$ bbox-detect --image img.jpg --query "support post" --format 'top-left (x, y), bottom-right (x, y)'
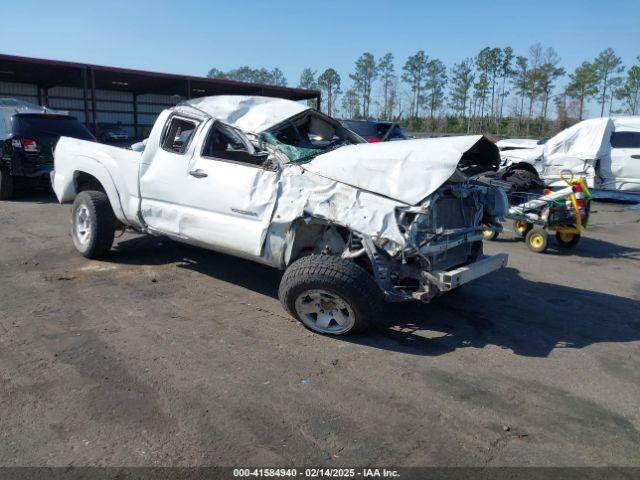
top-left (90, 67), bottom-right (98, 134)
top-left (82, 68), bottom-right (90, 128)
top-left (133, 93), bottom-right (139, 140)
top-left (186, 79), bottom-right (191, 99)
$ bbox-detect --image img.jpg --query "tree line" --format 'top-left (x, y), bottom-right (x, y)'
top-left (207, 46), bottom-right (640, 137)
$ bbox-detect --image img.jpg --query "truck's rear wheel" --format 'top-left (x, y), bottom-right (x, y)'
top-left (279, 255), bottom-right (382, 335)
top-left (0, 169), bottom-right (14, 200)
top-left (71, 191), bottom-right (116, 258)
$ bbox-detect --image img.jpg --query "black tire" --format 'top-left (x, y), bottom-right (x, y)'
top-left (513, 219), bottom-right (533, 239)
top-left (279, 255), bottom-right (382, 335)
top-left (0, 169), bottom-right (14, 200)
top-left (71, 191), bottom-right (116, 258)
top-left (525, 228), bottom-right (549, 253)
top-left (502, 165), bottom-right (544, 193)
top-left (555, 231), bottom-right (581, 249)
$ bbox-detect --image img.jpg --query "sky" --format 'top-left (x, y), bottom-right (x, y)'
top-left (2, 0), bottom-right (639, 117)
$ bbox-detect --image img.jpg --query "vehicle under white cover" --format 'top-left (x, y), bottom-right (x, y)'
top-left (498, 117), bottom-right (640, 192)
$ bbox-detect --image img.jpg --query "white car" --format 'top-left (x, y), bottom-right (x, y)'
top-left (499, 117), bottom-right (640, 192)
top-left (52, 95), bottom-right (508, 335)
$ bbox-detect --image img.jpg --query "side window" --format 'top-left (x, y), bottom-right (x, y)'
top-left (388, 126), bottom-right (406, 140)
top-left (202, 123), bottom-right (260, 165)
top-left (610, 131), bottom-right (640, 149)
top-left (161, 117), bottom-right (197, 154)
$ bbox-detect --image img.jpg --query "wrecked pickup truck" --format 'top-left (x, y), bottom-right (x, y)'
top-left (52, 95), bottom-right (508, 335)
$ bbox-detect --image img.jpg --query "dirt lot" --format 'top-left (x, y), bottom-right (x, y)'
top-left (1, 192), bottom-right (639, 467)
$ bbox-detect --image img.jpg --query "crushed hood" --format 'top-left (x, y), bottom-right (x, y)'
top-left (302, 135), bottom-right (500, 205)
top-left (185, 95), bottom-right (310, 133)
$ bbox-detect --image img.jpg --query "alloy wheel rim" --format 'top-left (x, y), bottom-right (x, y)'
top-left (74, 206), bottom-right (92, 246)
top-left (294, 289), bottom-right (355, 334)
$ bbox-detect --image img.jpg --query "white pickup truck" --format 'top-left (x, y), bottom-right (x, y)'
top-left (52, 95), bottom-right (508, 335)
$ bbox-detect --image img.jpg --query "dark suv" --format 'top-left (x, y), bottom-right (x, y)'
top-left (0, 109), bottom-right (95, 199)
top-left (340, 119), bottom-right (407, 142)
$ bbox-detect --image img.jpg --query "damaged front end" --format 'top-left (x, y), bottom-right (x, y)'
top-left (261, 129), bottom-right (510, 303)
top-left (351, 181), bottom-right (508, 302)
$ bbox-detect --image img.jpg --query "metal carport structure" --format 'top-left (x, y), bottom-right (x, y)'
top-left (0, 53), bottom-right (321, 140)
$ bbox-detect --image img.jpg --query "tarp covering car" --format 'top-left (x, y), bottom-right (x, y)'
top-left (542, 118), bottom-right (613, 161)
top-left (499, 116), bottom-right (640, 191)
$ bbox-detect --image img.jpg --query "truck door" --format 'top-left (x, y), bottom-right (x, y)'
top-left (602, 130), bottom-right (640, 191)
top-left (140, 116), bottom-right (279, 258)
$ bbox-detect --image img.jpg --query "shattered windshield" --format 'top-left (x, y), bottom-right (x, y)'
top-left (262, 111), bottom-right (363, 164)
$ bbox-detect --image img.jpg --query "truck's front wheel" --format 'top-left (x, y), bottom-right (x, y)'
top-left (279, 255), bottom-right (382, 335)
top-left (0, 169), bottom-right (14, 200)
top-left (71, 191), bottom-right (116, 258)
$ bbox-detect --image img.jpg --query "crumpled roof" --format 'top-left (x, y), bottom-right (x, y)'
top-left (184, 95), bottom-right (310, 133)
top-left (304, 135), bottom-right (499, 205)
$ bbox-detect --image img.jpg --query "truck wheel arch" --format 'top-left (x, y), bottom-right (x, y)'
top-left (70, 168), bottom-right (127, 224)
top-left (74, 171), bottom-right (106, 193)
top-left (283, 218), bottom-right (373, 274)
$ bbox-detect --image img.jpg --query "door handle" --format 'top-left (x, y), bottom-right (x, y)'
top-left (631, 154), bottom-right (640, 159)
top-left (189, 169), bottom-right (208, 178)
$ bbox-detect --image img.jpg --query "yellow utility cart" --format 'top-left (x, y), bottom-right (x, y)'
top-left (483, 175), bottom-right (592, 254)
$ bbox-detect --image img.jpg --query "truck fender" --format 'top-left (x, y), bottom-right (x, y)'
top-left (70, 161), bottom-right (128, 224)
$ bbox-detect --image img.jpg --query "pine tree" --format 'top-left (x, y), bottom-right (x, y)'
top-left (450, 59), bottom-right (475, 119)
top-left (593, 48), bottom-right (624, 117)
top-left (567, 62), bottom-right (599, 120)
top-left (378, 53), bottom-right (395, 119)
top-left (317, 68), bottom-right (341, 116)
top-left (424, 59), bottom-right (447, 121)
top-left (350, 53), bottom-right (378, 118)
top-left (402, 50), bottom-right (429, 119)
top-left (615, 58), bottom-right (640, 115)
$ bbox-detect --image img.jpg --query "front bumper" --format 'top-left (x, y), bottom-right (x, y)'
top-left (411, 253), bottom-right (508, 300)
top-left (434, 253), bottom-right (508, 291)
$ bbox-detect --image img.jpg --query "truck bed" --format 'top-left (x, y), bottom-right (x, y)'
top-left (52, 137), bottom-right (143, 227)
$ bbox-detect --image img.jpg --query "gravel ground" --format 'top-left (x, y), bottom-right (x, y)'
top-left (1, 191), bottom-right (639, 467)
